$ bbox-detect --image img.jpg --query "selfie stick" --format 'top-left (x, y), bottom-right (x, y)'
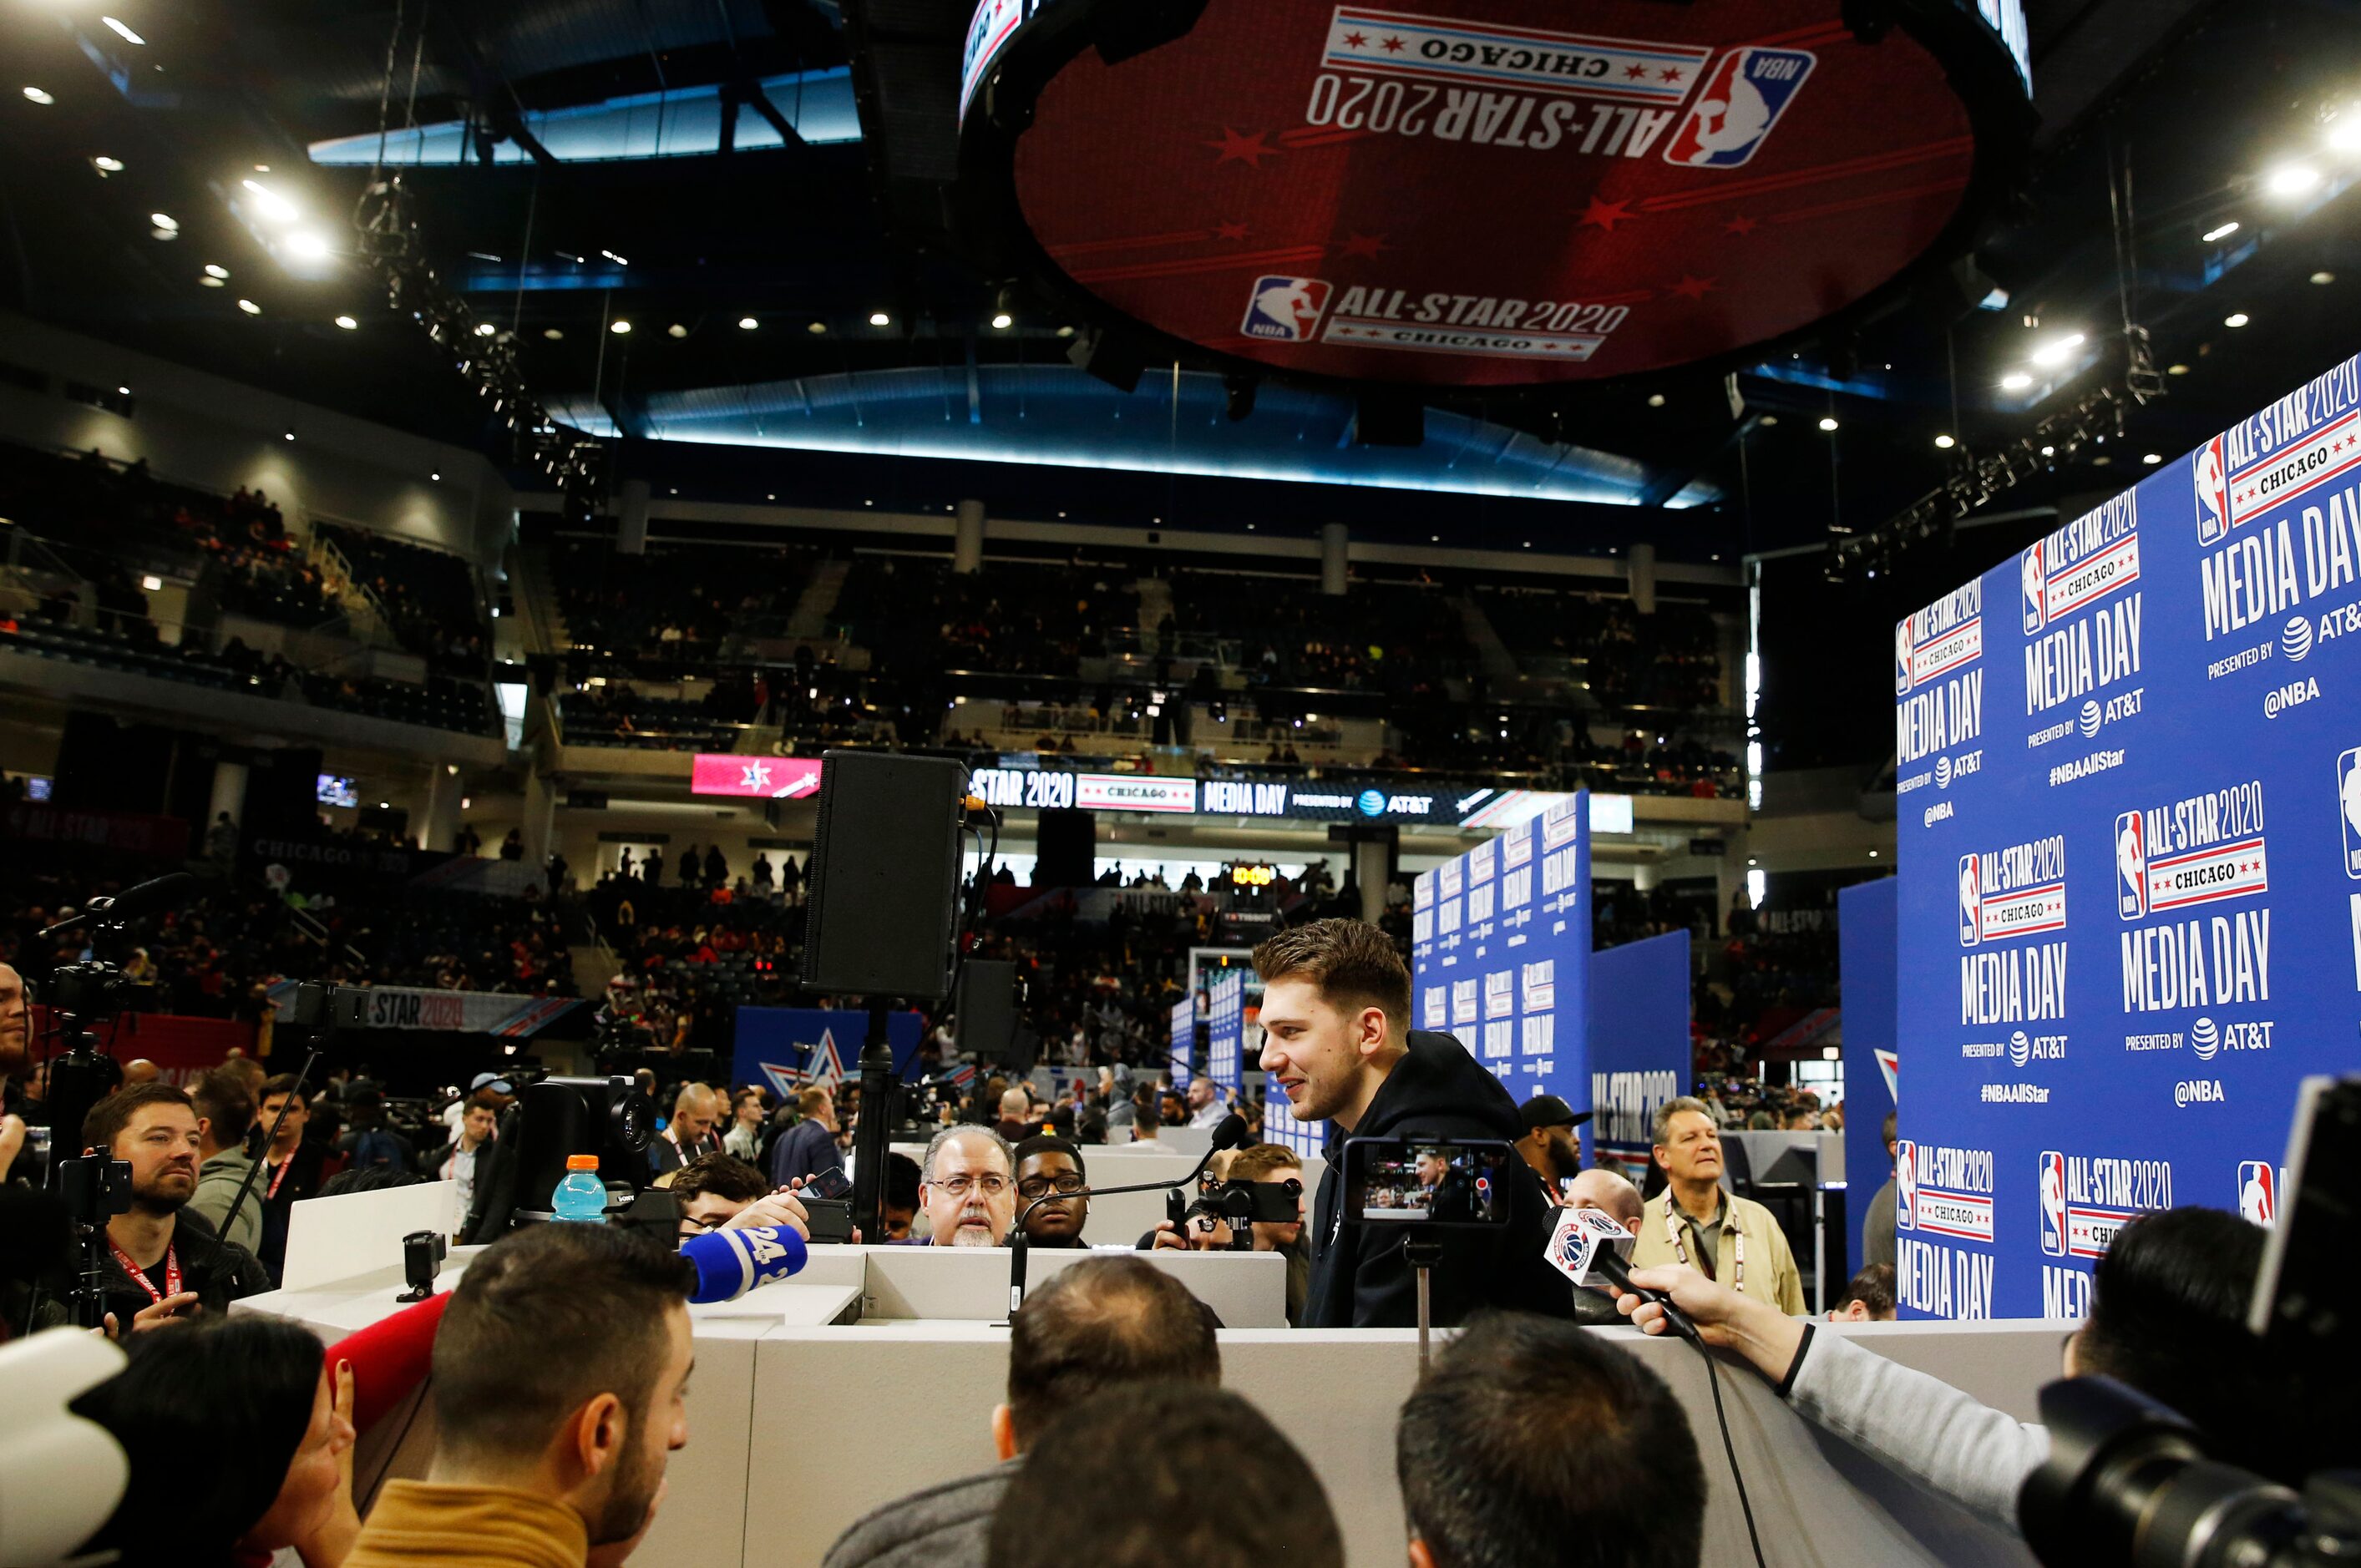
top-left (1406, 1235), bottom-right (1446, 1373)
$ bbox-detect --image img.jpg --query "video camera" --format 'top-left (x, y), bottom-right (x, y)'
top-left (2019, 1075), bottom-right (2360, 1566)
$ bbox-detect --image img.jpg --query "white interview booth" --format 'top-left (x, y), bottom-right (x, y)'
top-left (242, 1186), bottom-right (2049, 1568)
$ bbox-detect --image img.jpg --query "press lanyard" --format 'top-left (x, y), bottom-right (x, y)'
top-left (1662, 1200), bottom-right (1745, 1295)
top-left (109, 1237), bottom-right (181, 1304)
top-left (265, 1156), bottom-right (292, 1201)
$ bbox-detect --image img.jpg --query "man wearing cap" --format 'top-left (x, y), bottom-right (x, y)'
top-left (1515, 1095), bottom-right (1584, 1203)
top-left (444, 1072), bottom-right (514, 1137)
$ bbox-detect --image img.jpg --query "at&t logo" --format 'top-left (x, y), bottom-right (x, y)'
top-left (2009, 1030), bottom-right (2030, 1067)
top-left (2190, 1016), bottom-right (2219, 1060)
top-left (2079, 699), bottom-right (2102, 739)
top-left (2282, 615), bottom-right (2314, 662)
top-left (1356, 788), bottom-right (1387, 817)
top-left (1936, 754), bottom-right (1953, 787)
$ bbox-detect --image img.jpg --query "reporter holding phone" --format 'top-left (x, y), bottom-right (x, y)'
top-left (1254, 920), bottom-right (1571, 1329)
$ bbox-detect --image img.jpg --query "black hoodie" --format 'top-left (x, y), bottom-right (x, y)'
top-left (1303, 1029), bottom-right (1574, 1329)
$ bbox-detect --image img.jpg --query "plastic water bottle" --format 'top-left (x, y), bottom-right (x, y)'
top-left (552, 1154), bottom-right (607, 1222)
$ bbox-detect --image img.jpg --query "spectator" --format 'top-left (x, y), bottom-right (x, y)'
top-left (499, 828), bottom-right (524, 862)
top-left (185, 1066), bottom-right (263, 1255)
top-left (1183, 1076), bottom-right (1227, 1129)
top-left (880, 1151), bottom-right (922, 1242)
top-left (644, 847), bottom-right (664, 888)
top-left (920, 1125), bottom-right (1015, 1247)
top-left (342, 1223), bottom-right (696, 1567)
top-left (68, 1313), bottom-right (359, 1565)
top-left (825, 1255), bottom-right (1223, 1568)
top-left (986, 1383), bottom-right (1343, 1568)
top-left (1255, 919), bottom-right (1567, 1328)
top-left (669, 1152), bottom-right (815, 1245)
top-left (1830, 1262), bottom-right (1897, 1322)
top-left (1010, 1136), bottom-right (1089, 1247)
top-left (649, 1083), bottom-right (724, 1178)
top-left (1611, 1207), bottom-right (2313, 1530)
top-left (430, 1092), bottom-right (501, 1236)
top-left (1563, 1167), bottom-right (1646, 1324)
top-left (703, 843), bottom-right (726, 888)
top-left (80, 1083), bottom-right (271, 1334)
top-left (337, 1088), bottom-right (418, 1173)
top-left (255, 1073), bottom-right (327, 1280)
top-left (768, 1086), bottom-right (844, 1188)
top-left (1629, 1096), bottom-right (1804, 1315)
top-left (1126, 1083), bottom-right (1168, 1148)
top-left (1396, 1310), bottom-right (1704, 1568)
top-left (1514, 1093), bottom-right (1583, 1201)
top-left (1862, 1111), bottom-right (1898, 1272)
top-left (1146, 1141), bottom-right (1312, 1324)
top-left (723, 1088), bottom-right (768, 1161)
top-left (992, 1088), bottom-right (1032, 1145)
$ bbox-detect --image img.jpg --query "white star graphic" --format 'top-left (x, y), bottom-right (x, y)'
top-left (741, 761), bottom-right (773, 793)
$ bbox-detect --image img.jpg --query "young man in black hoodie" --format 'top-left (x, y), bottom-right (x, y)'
top-left (1255, 918), bottom-right (1572, 1328)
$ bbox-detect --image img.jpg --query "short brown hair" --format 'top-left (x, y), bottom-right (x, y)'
top-left (1251, 918), bottom-right (1411, 1027)
top-left (256, 1073), bottom-right (306, 1106)
top-left (1005, 1256), bottom-right (1218, 1449)
top-left (793, 1086), bottom-right (832, 1119)
top-left (83, 1082), bottom-right (194, 1156)
top-left (1837, 1263), bottom-right (1897, 1317)
top-left (190, 1069), bottom-right (256, 1146)
top-left (670, 1152), bottom-right (768, 1206)
top-left (1225, 1143), bottom-right (1304, 1185)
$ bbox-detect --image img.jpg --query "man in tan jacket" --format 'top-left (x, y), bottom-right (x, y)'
top-left (1629, 1095), bottom-right (1806, 1316)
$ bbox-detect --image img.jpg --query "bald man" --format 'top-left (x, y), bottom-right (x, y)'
top-left (650, 1083), bottom-right (725, 1178)
top-left (1563, 1168), bottom-right (1644, 1324)
top-left (121, 1059), bottom-right (160, 1087)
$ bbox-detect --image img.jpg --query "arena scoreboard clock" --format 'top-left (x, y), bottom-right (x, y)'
top-left (956, 0), bottom-right (2032, 392)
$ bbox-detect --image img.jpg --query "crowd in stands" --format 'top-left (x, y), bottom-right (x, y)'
top-left (1477, 589), bottom-right (1727, 709)
top-left (316, 523), bottom-right (489, 672)
top-left (838, 556), bottom-right (1138, 680)
top-left (550, 538), bottom-right (820, 675)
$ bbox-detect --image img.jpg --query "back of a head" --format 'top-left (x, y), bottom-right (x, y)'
top-left (987, 1383), bottom-right (1343, 1568)
top-left (672, 1152), bottom-right (769, 1206)
top-left (433, 1222), bottom-right (695, 1464)
top-left (1006, 1255), bottom-right (1218, 1449)
top-left (2079, 1208), bottom-right (2304, 1476)
top-left (793, 1086), bottom-right (831, 1120)
top-left (191, 1067), bottom-right (256, 1147)
top-left (70, 1313), bottom-right (323, 1563)
top-left (1398, 1312), bottom-right (1703, 1568)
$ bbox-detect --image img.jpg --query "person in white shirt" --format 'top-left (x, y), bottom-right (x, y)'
top-left (722, 1087), bottom-right (767, 1162)
top-left (1184, 1076), bottom-right (1229, 1130)
top-left (436, 1095), bottom-right (499, 1234)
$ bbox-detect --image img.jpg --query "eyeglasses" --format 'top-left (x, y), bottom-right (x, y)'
top-left (930, 1172), bottom-right (1011, 1199)
top-left (1016, 1173), bottom-right (1087, 1200)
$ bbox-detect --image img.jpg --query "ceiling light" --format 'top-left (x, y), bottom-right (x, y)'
top-left (431, 472), bottom-right (441, 482)
top-left (236, 298), bottom-right (261, 315)
top-left (102, 17), bottom-right (144, 43)
top-left (991, 312), bottom-right (1013, 329)
top-left (806, 321), bottom-right (826, 334)
top-left (333, 313), bottom-right (357, 330)
top-left (1757, 414), bottom-right (1777, 427)
top-left (282, 429), bottom-right (295, 442)
top-left (2265, 164), bottom-right (2321, 198)
top-left (1817, 416), bottom-right (1838, 432)
top-left (666, 323), bottom-right (687, 337)
top-left (200, 276), bottom-right (223, 287)
top-left (285, 230), bottom-right (331, 261)
top-left (2224, 311), bottom-right (2250, 328)
top-left (601, 249), bottom-right (628, 266)
top-left (2329, 116), bottom-right (2361, 154)
top-left (1999, 372), bottom-right (2032, 391)
top-left (239, 180), bottom-right (298, 224)
top-left (1646, 392), bottom-right (1665, 407)
top-left (22, 87), bottom-right (53, 106)
top-left (2040, 445), bottom-right (2055, 457)
top-left (118, 385), bottom-right (128, 395)
top-left (738, 316), bottom-right (758, 330)
top-left (140, 574), bottom-right (162, 591)
top-left (2142, 453), bottom-right (2162, 464)
top-left (474, 321), bottom-right (495, 336)
top-left (611, 319), bottom-right (631, 334)
top-left (1933, 434), bottom-right (1955, 449)
top-left (2313, 271), bottom-right (2336, 285)
top-left (869, 311), bottom-right (891, 326)
top-left (203, 263), bottom-right (227, 278)
top-left (149, 211), bottom-right (178, 232)
top-left (2028, 331), bottom-right (2085, 368)
top-left (2201, 220), bottom-right (2240, 242)
top-left (92, 155), bottom-right (124, 173)
top-left (2167, 363), bottom-right (2189, 375)
top-left (1056, 325), bottom-right (1076, 338)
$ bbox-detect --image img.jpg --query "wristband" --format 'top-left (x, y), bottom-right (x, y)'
top-left (1773, 1322), bottom-right (1814, 1399)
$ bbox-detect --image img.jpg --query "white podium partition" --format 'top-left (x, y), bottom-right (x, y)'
top-left (280, 1182), bottom-right (464, 1291)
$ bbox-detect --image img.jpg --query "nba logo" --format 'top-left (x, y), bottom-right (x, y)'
top-left (1895, 620), bottom-right (1915, 695)
top-left (2338, 746), bottom-right (2361, 879)
top-left (1240, 276), bottom-right (1332, 341)
top-left (2237, 1161), bottom-right (2277, 1227)
top-left (1662, 48), bottom-right (1816, 169)
top-left (2194, 437), bottom-right (2230, 545)
top-left (1958, 855), bottom-right (1981, 947)
top-left (2020, 543), bottom-right (2046, 633)
top-left (2039, 1151), bottom-right (2068, 1257)
top-left (1895, 1141), bottom-right (1918, 1231)
top-left (2115, 812), bottom-right (2147, 919)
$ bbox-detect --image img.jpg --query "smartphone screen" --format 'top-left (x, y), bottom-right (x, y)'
top-left (1340, 1137), bottom-right (1517, 1227)
top-left (804, 1166), bottom-right (854, 1201)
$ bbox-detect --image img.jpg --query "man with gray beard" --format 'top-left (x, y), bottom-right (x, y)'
top-left (920, 1125), bottom-right (1016, 1247)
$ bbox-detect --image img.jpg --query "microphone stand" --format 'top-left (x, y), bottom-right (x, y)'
top-left (1006, 1118), bottom-right (1244, 1316)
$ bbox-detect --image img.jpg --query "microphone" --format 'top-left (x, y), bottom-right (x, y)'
top-left (1547, 1206), bottom-right (1702, 1346)
top-left (39, 873), bottom-right (200, 938)
top-left (679, 1224), bottom-right (809, 1304)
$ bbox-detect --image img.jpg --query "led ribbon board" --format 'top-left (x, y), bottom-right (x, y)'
top-left (958, 0), bottom-right (2030, 390)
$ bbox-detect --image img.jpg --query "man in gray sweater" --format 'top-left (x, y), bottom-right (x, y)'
top-left (822, 1255), bottom-right (1220, 1568)
top-left (1609, 1207), bottom-right (2294, 1531)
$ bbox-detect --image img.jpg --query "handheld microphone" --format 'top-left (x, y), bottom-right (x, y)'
top-left (1546, 1206), bottom-right (1702, 1346)
top-left (679, 1224), bottom-right (809, 1304)
top-left (39, 873), bottom-right (201, 938)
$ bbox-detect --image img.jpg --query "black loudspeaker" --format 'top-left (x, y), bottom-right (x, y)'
top-left (955, 959), bottom-right (1022, 1069)
top-left (802, 751), bottom-right (965, 998)
top-left (1035, 808), bottom-right (1096, 889)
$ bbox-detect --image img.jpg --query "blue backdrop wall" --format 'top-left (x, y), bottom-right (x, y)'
top-left (731, 1007), bottom-right (924, 1100)
top-left (1892, 350), bottom-right (2359, 1318)
top-left (1587, 930), bottom-right (1692, 1185)
top-left (1838, 876), bottom-right (1898, 1281)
